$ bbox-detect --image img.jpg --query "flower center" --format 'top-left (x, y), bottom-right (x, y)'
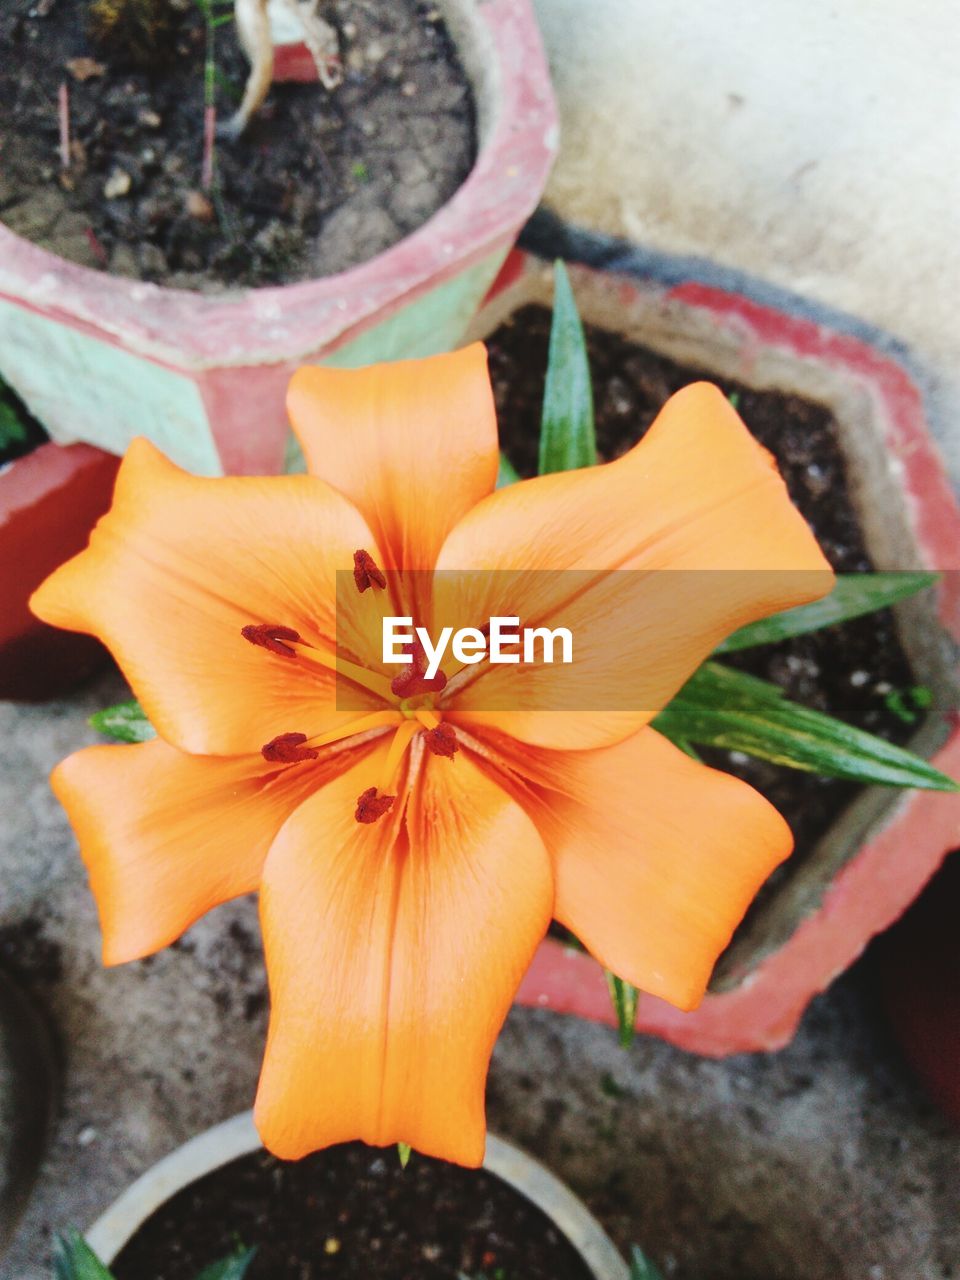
top-left (244, 549), bottom-right (459, 825)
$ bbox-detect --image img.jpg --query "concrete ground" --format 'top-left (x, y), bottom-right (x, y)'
top-left (532, 0), bottom-right (960, 492)
top-left (1, 670), bottom-right (957, 1280)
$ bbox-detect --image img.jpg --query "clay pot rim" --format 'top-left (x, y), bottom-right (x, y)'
top-left (0, 0), bottom-right (558, 368)
top-left (85, 1111), bottom-right (629, 1280)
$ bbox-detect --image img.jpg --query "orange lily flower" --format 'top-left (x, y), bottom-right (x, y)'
top-left (31, 345), bottom-right (832, 1167)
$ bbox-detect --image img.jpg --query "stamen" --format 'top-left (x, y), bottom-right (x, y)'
top-left (306, 710), bottom-right (402, 749)
top-left (353, 549), bottom-right (386, 593)
top-left (381, 718), bottom-right (420, 782)
top-left (261, 732), bottom-right (320, 764)
top-left (354, 719), bottom-right (420, 825)
top-left (290, 641), bottom-right (395, 703)
top-left (413, 707), bottom-right (440, 730)
top-left (423, 722), bottom-right (458, 758)
top-left (355, 787), bottom-right (395, 824)
top-left (390, 636), bottom-right (448, 697)
top-left (242, 623), bottom-right (301, 658)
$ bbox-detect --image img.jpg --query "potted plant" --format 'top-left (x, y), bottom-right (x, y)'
top-left (56, 1113), bottom-right (628, 1279)
top-left (26, 259), bottom-right (956, 1194)
top-left (468, 251), bottom-right (960, 1054)
top-left (0, 374), bottom-right (119, 700)
top-left (0, 0), bottom-right (557, 476)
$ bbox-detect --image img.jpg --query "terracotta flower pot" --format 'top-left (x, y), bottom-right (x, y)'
top-left (0, 440), bottom-right (120, 701)
top-left (874, 848), bottom-right (960, 1124)
top-left (0, 0), bottom-right (557, 479)
top-left (85, 1113), bottom-right (628, 1280)
top-left (472, 251), bottom-right (960, 1056)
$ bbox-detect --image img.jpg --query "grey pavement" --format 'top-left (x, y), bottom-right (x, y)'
top-left (1, 672), bottom-right (957, 1279)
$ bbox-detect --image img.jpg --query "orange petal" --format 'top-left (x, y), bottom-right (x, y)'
top-left (31, 438), bottom-right (387, 755)
top-left (286, 345), bottom-right (499, 574)
top-left (436, 383), bottom-right (833, 749)
top-left (490, 726), bottom-right (792, 1012)
top-left (254, 743), bottom-right (552, 1165)
top-left (51, 736), bottom-right (358, 965)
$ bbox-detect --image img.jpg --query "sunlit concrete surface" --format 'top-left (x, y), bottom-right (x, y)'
top-left (533, 0), bottom-right (960, 488)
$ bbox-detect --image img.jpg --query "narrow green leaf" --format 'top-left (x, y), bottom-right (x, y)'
top-left (213, 66), bottom-right (242, 101)
top-left (604, 970), bottom-right (639, 1048)
top-left (496, 452), bottom-right (521, 488)
top-left (53, 1231), bottom-right (115, 1280)
top-left (195, 1247), bottom-right (257, 1280)
top-left (883, 685), bottom-right (933, 724)
top-left (538, 261), bottom-right (596, 475)
top-left (397, 1141), bottom-right (412, 1169)
top-left (717, 572), bottom-right (938, 653)
top-left (0, 397), bottom-right (28, 450)
top-left (629, 1244), bottom-right (665, 1280)
top-left (89, 699), bottom-right (156, 744)
top-left (654, 662), bottom-right (959, 791)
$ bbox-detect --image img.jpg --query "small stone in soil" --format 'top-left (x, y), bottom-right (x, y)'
top-left (184, 190), bottom-right (214, 222)
top-left (103, 167), bottom-right (131, 199)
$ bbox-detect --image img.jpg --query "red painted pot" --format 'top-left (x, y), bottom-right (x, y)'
top-left (0, 442), bottom-right (120, 701)
top-left (470, 253), bottom-right (960, 1055)
top-left (0, 0), bottom-right (557, 479)
top-left (874, 849), bottom-right (960, 1123)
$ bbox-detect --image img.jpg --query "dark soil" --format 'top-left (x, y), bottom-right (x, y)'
top-left (110, 1142), bottom-right (595, 1280)
top-left (0, 0), bottom-right (475, 290)
top-left (488, 305), bottom-right (920, 900)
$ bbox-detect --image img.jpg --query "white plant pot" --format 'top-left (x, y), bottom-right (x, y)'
top-left (86, 1112), bottom-right (629, 1280)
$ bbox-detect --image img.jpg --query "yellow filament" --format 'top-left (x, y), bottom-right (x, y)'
top-left (292, 640), bottom-right (395, 702)
top-left (379, 719), bottom-right (420, 790)
top-left (305, 710), bottom-right (402, 749)
top-left (414, 707), bottom-right (441, 731)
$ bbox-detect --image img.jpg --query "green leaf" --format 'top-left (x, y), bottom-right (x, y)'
top-left (213, 66), bottom-right (242, 101)
top-left (496, 452), bottom-right (521, 488)
top-left (53, 1231), bottom-right (115, 1280)
top-left (89, 699), bottom-right (156, 744)
top-left (538, 261), bottom-right (596, 475)
top-left (654, 662), bottom-right (959, 791)
top-left (0, 396), bottom-right (28, 451)
top-left (397, 1141), bottom-right (412, 1169)
top-left (604, 970), bottom-right (639, 1048)
top-left (717, 572), bottom-right (938, 653)
top-left (629, 1244), bottom-right (665, 1280)
top-left (884, 685), bottom-right (933, 725)
top-left (195, 1247), bottom-right (257, 1280)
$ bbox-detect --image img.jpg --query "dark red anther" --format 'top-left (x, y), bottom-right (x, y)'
top-left (423, 723), bottom-right (458, 758)
top-left (355, 786), bottom-right (395, 824)
top-left (353, 549), bottom-right (386, 593)
top-left (261, 732), bottom-right (320, 764)
top-left (242, 623), bottom-right (301, 658)
top-left (389, 636), bottom-right (448, 697)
